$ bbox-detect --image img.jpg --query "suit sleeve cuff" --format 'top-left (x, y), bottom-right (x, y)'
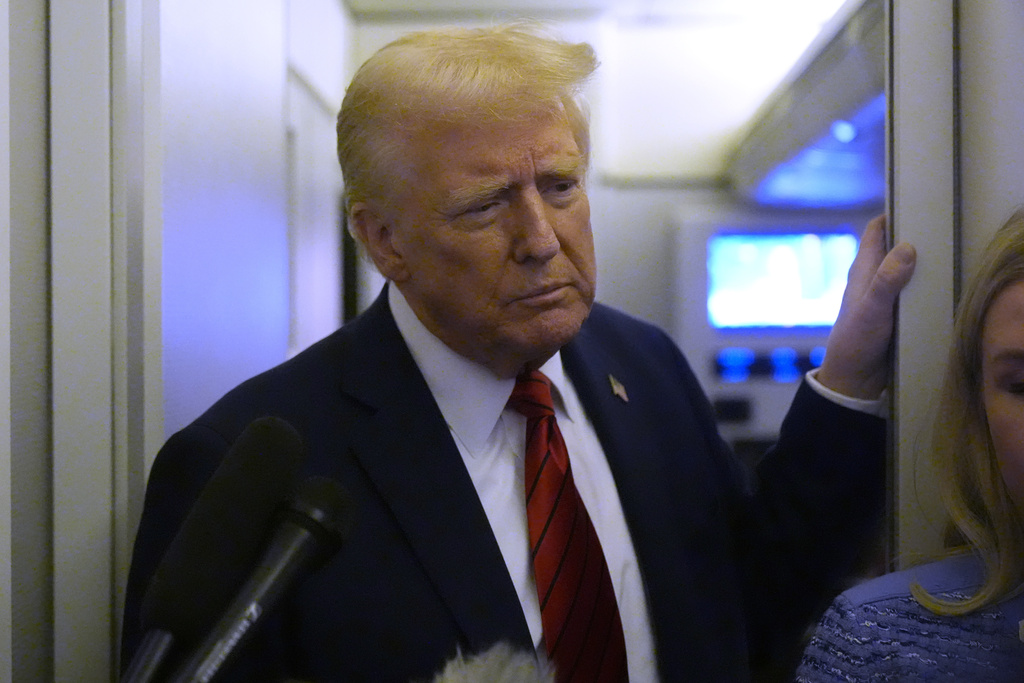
top-left (805, 368), bottom-right (888, 418)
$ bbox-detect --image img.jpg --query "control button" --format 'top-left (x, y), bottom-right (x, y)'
top-left (770, 347), bottom-right (801, 383)
top-left (715, 347), bottom-right (755, 383)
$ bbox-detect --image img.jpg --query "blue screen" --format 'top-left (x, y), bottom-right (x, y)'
top-left (707, 232), bottom-right (857, 329)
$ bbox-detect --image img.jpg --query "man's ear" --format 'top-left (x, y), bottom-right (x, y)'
top-left (348, 202), bottom-right (410, 282)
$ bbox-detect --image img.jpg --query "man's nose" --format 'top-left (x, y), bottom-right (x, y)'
top-left (511, 189), bottom-right (559, 263)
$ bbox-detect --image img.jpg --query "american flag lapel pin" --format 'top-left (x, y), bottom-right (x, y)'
top-left (609, 374), bottom-right (628, 403)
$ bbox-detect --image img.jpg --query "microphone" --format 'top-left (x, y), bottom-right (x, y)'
top-left (166, 475), bottom-right (356, 683)
top-left (122, 416), bottom-right (305, 683)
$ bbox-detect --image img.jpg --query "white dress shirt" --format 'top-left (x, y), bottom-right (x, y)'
top-left (389, 286), bottom-right (659, 681)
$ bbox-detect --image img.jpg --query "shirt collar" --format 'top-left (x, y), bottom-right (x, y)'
top-left (389, 285), bottom-right (572, 455)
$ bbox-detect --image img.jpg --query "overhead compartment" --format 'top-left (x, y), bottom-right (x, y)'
top-left (728, 0), bottom-right (885, 208)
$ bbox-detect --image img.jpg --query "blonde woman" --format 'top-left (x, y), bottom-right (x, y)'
top-left (797, 210), bottom-right (1024, 681)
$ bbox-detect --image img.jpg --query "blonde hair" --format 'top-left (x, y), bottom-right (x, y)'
top-left (336, 24), bottom-right (598, 209)
top-left (913, 208), bottom-right (1024, 615)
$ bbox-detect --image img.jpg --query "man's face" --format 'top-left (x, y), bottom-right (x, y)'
top-left (357, 112), bottom-right (597, 378)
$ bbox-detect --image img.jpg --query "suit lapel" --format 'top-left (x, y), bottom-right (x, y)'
top-left (562, 332), bottom-right (679, 531)
top-left (339, 291), bottom-right (534, 653)
top-left (561, 313), bottom-right (713, 533)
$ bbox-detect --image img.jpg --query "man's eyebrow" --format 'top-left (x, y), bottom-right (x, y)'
top-left (443, 179), bottom-right (512, 213)
top-left (539, 156), bottom-right (586, 179)
top-left (444, 157), bottom-right (586, 211)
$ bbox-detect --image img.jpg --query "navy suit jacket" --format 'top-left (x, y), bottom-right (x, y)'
top-left (122, 290), bottom-right (886, 682)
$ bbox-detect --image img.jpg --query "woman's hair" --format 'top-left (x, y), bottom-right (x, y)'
top-left (336, 23), bottom-right (598, 209)
top-left (914, 208), bottom-right (1024, 615)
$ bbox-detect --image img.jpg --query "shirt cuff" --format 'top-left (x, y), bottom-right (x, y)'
top-left (805, 368), bottom-right (888, 418)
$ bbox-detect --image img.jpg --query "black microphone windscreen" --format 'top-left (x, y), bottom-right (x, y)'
top-left (140, 416), bottom-right (304, 644)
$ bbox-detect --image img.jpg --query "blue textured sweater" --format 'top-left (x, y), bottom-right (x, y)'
top-left (795, 554), bottom-right (1024, 682)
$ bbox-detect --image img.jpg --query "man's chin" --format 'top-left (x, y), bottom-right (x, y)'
top-left (514, 310), bottom-right (589, 356)
top-left (477, 304), bottom-right (593, 376)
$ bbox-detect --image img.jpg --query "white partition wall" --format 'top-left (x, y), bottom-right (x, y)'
top-left (50, 1), bottom-right (116, 676)
top-left (286, 0), bottom-right (352, 356)
top-left (7, 1), bottom-right (52, 677)
top-left (1, 0), bottom-right (12, 676)
top-left (110, 0), bottom-right (167, 668)
top-left (160, 0), bottom-right (291, 437)
top-left (888, 0), bottom-right (958, 567)
top-left (958, 4), bottom-right (1024, 273)
top-left (49, 0), bottom-right (165, 677)
top-left (889, 0), bottom-right (1024, 567)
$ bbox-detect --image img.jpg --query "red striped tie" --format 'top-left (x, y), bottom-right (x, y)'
top-left (508, 370), bottom-right (628, 683)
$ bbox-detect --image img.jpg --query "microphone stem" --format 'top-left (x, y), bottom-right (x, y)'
top-left (166, 523), bottom-right (321, 683)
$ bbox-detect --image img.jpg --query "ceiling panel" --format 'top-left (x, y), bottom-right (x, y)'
top-left (345, 0), bottom-right (847, 21)
top-left (341, 0), bottom-right (857, 182)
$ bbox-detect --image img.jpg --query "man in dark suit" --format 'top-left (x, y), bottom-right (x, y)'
top-left (121, 24), bottom-right (916, 682)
